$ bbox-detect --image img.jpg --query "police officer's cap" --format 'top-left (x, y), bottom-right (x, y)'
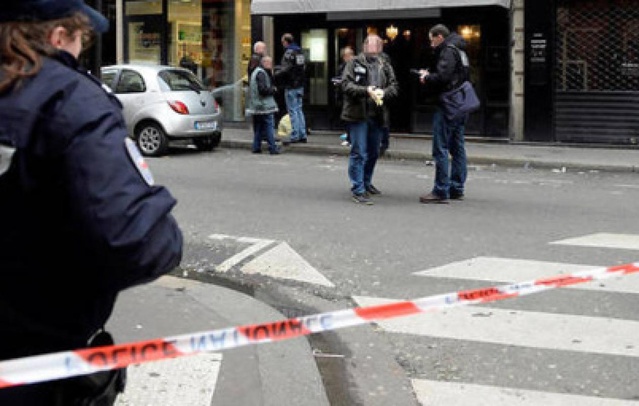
top-left (0, 0), bottom-right (109, 33)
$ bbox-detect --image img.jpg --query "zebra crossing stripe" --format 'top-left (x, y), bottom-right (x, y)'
top-left (352, 297), bottom-right (639, 357)
top-left (0, 262), bottom-right (638, 389)
top-left (413, 257), bottom-right (639, 294)
top-left (411, 379), bottom-right (639, 405)
top-left (551, 233), bottom-right (639, 250)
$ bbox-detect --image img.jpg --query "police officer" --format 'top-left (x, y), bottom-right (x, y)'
top-left (0, 1), bottom-right (183, 404)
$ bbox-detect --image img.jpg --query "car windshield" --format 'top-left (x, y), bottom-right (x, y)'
top-left (157, 69), bottom-right (206, 92)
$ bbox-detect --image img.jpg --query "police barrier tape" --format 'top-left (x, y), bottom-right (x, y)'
top-left (1, 262), bottom-right (638, 389)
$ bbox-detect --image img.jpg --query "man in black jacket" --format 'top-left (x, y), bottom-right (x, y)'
top-left (341, 35), bottom-right (399, 205)
top-left (275, 33), bottom-right (308, 143)
top-left (417, 24), bottom-right (470, 204)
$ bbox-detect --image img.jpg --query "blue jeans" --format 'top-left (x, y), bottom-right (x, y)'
top-left (348, 119), bottom-right (382, 195)
top-left (252, 114), bottom-right (278, 153)
top-left (285, 87), bottom-right (307, 141)
top-left (431, 109), bottom-right (467, 198)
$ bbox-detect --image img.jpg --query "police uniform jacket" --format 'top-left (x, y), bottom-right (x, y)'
top-left (340, 53), bottom-right (399, 128)
top-left (275, 43), bottom-right (306, 89)
top-left (0, 51), bottom-right (183, 359)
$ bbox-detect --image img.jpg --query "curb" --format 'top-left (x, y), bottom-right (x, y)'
top-left (220, 139), bottom-right (638, 173)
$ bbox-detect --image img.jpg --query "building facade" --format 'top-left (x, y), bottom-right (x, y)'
top-left (251, 1), bottom-right (513, 138)
top-left (91, 0), bottom-right (639, 144)
top-left (526, 0), bottom-right (639, 144)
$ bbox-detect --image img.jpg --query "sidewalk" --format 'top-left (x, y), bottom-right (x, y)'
top-left (221, 126), bottom-right (639, 173)
top-left (109, 276), bottom-right (330, 406)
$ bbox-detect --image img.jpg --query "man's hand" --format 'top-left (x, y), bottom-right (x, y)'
top-left (368, 86), bottom-right (384, 106)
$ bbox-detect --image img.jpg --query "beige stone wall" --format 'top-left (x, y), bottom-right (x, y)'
top-left (510, 0), bottom-right (525, 141)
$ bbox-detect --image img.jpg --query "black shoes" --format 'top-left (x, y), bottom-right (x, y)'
top-left (450, 193), bottom-right (465, 200)
top-left (419, 192), bottom-right (449, 204)
top-left (269, 149), bottom-right (281, 155)
top-left (366, 184), bottom-right (381, 195)
top-left (352, 193), bottom-right (374, 205)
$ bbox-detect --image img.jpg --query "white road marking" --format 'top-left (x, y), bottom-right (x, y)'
top-left (208, 234), bottom-right (334, 286)
top-left (551, 233), bottom-right (639, 250)
top-left (413, 257), bottom-right (639, 294)
top-left (208, 234), bottom-right (276, 272)
top-left (242, 242), bottom-right (335, 287)
top-left (412, 379), bottom-right (639, 405)
top-left (115, 353), bottom-right (222, 406)
top-left (352, 296), bottom-right (639, 357)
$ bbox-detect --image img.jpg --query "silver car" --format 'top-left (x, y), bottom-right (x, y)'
top-left (100, 64), bottom-right (222, 157)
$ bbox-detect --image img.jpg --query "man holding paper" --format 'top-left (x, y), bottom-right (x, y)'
top-left (340, 34), bottom-right (398, 205)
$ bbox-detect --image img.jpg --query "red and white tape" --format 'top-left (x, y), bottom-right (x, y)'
top-left (1, 262), bottom-right (638, 389)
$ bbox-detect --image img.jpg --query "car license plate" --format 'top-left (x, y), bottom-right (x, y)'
top-left (195, 121), bottom-right (217, 130)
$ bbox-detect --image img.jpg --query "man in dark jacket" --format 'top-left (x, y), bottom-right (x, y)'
top-left (341, 34), bottom-right (399, 205)
top-left (275, 33), bottom-right (308, 143)
top-left (333, 45), bottom-right (355, 145)
top-left (417, 24), bottom-right (470, 204)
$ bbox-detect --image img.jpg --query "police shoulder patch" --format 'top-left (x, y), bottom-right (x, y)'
top-left (125, 138), bottom-right (154, 186)
top-left (0, 144), bottom-right (16, 177)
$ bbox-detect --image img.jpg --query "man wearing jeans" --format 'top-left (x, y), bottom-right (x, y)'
top-left (341, 34), bottom-right (398, 205)
top-left (275, 33), bottom-right (307, 143)
top-left (417, 24), bottom-right (470, 204)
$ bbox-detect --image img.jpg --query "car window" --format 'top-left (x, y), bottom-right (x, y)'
top-left (157, 69), bottom-right (206, 92)
top-left (114, 70), bottom-right (146, 94)
top-left (100, 69), bottom-right (118, 89)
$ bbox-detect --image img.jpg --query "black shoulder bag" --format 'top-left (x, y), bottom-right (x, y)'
top-left (439, 45), bottom-right (481, 121)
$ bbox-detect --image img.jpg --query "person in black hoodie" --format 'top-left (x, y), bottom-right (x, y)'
top-left (275, 33), bottom-right (308, 143)
top-left (0, 1), bottom-right (183, 404)
top-left (417, 24), bottom-right (470, 204)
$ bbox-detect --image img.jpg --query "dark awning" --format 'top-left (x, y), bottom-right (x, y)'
top-left (251, 0), bottom-right (511, 16)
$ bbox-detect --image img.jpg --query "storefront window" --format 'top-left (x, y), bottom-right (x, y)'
top-left (457, 25), bottom-right (481, 85)
top-left (125, 0), bottom-right (163, 64)
top-left (202, 0), bottom-right (251, 121)
top-left (302, 29), bottom-right (328, 105)
top-left (168, 1), bottom-right (203, 75)
top-left (123, 0), bottom-right (251, 122)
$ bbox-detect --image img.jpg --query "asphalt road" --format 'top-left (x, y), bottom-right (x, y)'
top-left (144, 147), bottom-right (639, 404)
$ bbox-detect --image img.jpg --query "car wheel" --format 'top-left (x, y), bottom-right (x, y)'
top-left (194, 136), bottom-right (215, 152)
top-left (136, 122), bottom-right (168, 157)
